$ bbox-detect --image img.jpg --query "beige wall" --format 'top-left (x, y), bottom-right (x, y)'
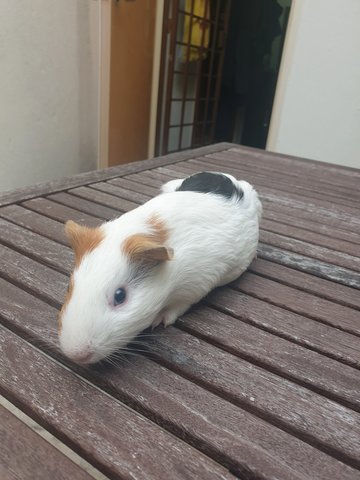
top-left (0, 0), bottom-right (99, 192)
top-left (268, 0), bottom-right (360, 168)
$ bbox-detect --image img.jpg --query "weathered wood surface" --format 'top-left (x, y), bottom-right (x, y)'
top-left (1, 143), bottom-right (360, 480)
top-left (0, 406), bottom-right (93, 480)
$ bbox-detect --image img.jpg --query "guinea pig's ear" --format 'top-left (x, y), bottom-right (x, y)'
top-left (123, 234), bottom-right (174, 263)
top-left (65, 220), bottom-right (104, 266)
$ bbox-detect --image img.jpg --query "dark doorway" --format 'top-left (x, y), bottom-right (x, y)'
top-left (215, 0), bottom-right (291, 149)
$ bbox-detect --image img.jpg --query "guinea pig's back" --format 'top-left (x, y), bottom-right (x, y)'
top-left (140, 179), bottom-right (261, 293)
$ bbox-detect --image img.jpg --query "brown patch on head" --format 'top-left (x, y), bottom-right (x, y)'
top-left (65, 220), bottom-right (104, 267)
top-left (58, 274), bottom-right (74, 332)
top-left (122, 214), bottom-right (173, 263)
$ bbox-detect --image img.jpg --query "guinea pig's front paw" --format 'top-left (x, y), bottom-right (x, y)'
top-left (152, 308), bottom-right (177, 330)
top-left (162, 310), bottom-right (179, 328)
top-left (151, 316), bottom-right (163, 331)
top-left (159, 303), bottom-right (190, 328)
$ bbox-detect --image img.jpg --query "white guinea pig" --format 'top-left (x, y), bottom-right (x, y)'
top-left (58, 172), bottom-right (262, 364)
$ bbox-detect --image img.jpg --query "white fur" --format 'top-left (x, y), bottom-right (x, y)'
top-left (59, 176), bottom-right (262, 364)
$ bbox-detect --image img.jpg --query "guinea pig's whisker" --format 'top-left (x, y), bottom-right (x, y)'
top-left (106, 353), bottom-right (133, 368)
top-left (106, 356), bottom-right (125, 368)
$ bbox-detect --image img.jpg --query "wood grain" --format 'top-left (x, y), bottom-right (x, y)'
top-left (0, 406), bottom-right (93, 480)
top-left (150, 328), bottom-right (360, 468)
top-left (232, 272), bottom-right (360, 334)
top-left (47, 192), bottom-right (120, 221)
top-left (207, 288), bottom-right (360, 368)
top-left (0, 326), bottom-right (236, 480)
top-left (1, 143), bottom-right (360, 480)
top-left (250, 258), bottom-right (360, 310)
top-left (1, 279), bottom-right (359, 480)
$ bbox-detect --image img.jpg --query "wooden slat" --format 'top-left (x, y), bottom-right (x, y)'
top-left (1, 279), bottom-right (360, 480)
top-left (0, 326), bottom-right (236, 480)
top-left (207, 288), bottom-right (360, 369)
top-left (0, 204), bottom-right (67, 245)
top-left (89, 181), bottom-right (150, 204)
top-left (68, 186), bottom-right (138, 212)
top-left (178, 306), bottom-right (360, 411)
top-left (0, 218), bottom-right (72, 274)
top-left (150, 329), bottom-right (360, 468)
top-left (107, 177), bottom-right (159, 196)
top-left (22, 198), bottom-right (102, 227)
top-left (0, 244), bottom-right (67, 307)
top-left (250, 258), bottom-right (360, 310)
top-left (260, 230), bottom-right (360, 272)
top-left (0, 278), bottom-right (63, 341)
top-left (260, 205), bottom-right (360, 245)
top-left (258, 243), bottom-right (360, 289)
top-left (260, 218), bottom-right (360, 256)
top-left (1, 406), bottom-right (93, 480)
top-left (47, 192), bottom-right (120, 220)
top-left (232, 272), bottom-right (360, 335)
top-left (0, 142), bottom-right (234, 207)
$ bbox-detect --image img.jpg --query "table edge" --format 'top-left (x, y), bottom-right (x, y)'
top-left (2, 142), bottom-right (359, 207)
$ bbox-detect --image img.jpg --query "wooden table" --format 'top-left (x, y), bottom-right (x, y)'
top-left (1, 143), bottom-right (360, 480)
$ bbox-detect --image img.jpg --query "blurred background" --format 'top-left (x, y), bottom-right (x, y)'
top-left (0, 0), bottom-right (359, 192)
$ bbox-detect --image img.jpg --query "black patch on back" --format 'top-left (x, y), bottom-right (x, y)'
top-left (176, 172), bottom-right (243, 200)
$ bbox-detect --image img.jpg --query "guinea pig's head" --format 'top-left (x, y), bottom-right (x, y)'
top-left (58, 217), bottom-right (173, 365)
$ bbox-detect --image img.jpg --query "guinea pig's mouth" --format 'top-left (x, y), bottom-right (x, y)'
top-left (62, 347), bottom-right (102, 365)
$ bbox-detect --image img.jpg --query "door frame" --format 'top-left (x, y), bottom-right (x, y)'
top-left (98, 0), bottom-right (111, 169)
top-left (98, 0), bottom-right (164, 168)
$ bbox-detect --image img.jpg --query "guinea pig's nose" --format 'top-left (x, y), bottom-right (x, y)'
top-left (69, 349), bottom-right (94, 364)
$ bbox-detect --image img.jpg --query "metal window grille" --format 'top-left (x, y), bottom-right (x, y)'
top-left (156, 0), bottom-right (231, 156)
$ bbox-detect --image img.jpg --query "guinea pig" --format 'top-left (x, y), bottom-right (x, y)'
top-left (58, 171), bottom-right (262, 364)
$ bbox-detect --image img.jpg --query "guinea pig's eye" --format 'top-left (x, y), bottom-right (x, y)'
top-left (114, 287), bottom-right (127, 306)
